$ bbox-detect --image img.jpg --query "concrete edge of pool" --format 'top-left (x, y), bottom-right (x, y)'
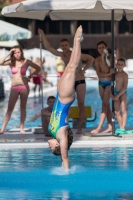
top-left (0, 127), bottom-right (133, 148)
top-left (0, 140), bottom-right (133, 149)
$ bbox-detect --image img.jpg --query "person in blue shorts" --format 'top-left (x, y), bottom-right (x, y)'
top-left (91, 41), bottom-right (115, 134)
top-left (48, 26), bottom-right (83, 171)
top-left (110, 57), bottom-right (128, 134)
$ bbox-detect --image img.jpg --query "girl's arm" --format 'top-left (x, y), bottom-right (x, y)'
top-left (0, 49), bottom-right (15, 66)
top-left (28, 60), bottom-right (41, 77)
top-left (59, 135), bottom-right (69, 172)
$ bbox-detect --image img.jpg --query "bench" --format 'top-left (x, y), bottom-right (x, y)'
top-left (68, 106), bottom-right (97, 128)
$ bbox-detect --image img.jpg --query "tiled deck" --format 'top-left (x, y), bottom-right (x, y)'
top-left (0, 127), bottom-right (133, 149)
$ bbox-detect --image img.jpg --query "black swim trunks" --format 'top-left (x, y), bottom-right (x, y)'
top-left (74, 79), bottom-right (86, 90)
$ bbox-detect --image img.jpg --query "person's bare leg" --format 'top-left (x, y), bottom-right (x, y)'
top-left (114, 99), bottom-right (122, 128)
top-left (120, 94), bottom-right (127, 129)
top-left (58, 26), bottom-right (82, 102)
top-left (68, 30), bottom-right (83, 67)
top-left (102, 104), bottom-right (112, 133)
top-left (101, 86), bottom-right (112, 133)
top-left (91, 86), bottom-right (111, 134)
top-left (33, 85), bottom-right (37, 97)
top-left (39, 84), bottom-right (42, 97)
top-left (0, 90), bottom-right (19, 134)
top-left (75, 83), bottom-right (86, 134)
top-left (20, 88), bottom-right (29, 133)
top-left (91, 86), bottom-right (104, 134)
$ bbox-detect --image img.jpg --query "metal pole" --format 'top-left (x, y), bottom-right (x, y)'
top-left (111, 9), bottom-right (115, 135)
top-left (39, 33), bottom-right (44, 109)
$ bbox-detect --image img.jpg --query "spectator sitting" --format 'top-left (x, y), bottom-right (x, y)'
top-left (29, 96), bottom-right (55, 136)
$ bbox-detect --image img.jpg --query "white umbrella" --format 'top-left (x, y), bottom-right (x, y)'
top-left (0, 20), bottom-right (32, 41)
top-left (1, 0), bottom-right (133, 21)
top-left (2, 0), bottom-right (133, 134)
top-left (0, 40), bottom-right (19, 47)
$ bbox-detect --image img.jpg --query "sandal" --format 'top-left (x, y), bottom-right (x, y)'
top-left (115, 129), bottom-right (127, 134)
top-left (126, 130), bottom-right (133, 134)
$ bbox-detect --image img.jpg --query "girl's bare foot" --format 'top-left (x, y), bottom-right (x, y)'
top-left (91, 127), bottom-right (101, 134)
top-left (75, 25), bottom-right (83, 42)
top-left (20, 128), bottom-right (26, 134)
top-left (0, 130), bottom-right (4, 134)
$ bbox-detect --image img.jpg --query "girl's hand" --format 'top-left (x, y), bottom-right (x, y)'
top-left (27, 75), bottom-right (32, 82)
top-left (9, 48), bottom-right (16, 55)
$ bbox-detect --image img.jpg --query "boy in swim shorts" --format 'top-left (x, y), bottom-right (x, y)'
top-left (91, 41), bottom-right (115, 134)
top-left (110, 57), bottom-right (128, 134)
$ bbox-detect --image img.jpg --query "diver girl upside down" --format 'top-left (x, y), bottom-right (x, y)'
top-left (48, 25), bottom-right (83, 171)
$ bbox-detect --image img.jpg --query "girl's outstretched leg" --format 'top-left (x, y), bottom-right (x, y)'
top-left (68, 25), bottom-right (83, 66)
top-left (58, 26), bottom-right (83, 101)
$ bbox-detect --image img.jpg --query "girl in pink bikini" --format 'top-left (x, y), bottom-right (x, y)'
top-left (0, 45), bottom-right (40, 134)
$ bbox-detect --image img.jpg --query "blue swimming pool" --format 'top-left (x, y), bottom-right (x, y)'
top-left (0, 78), bottom-right (133, 130)
top-left (0, 147), bottom-right (133, 199)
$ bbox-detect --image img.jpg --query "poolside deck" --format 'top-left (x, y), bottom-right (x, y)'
top-left (1, 127), bottom-right (133, 148)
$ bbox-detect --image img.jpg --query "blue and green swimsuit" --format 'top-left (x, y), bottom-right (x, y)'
top-left (48, 93), bottom-right (74, 138)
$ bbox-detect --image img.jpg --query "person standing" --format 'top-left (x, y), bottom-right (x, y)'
top-left (0, 45), bottom-right (40, 134)
top-left (110, 57), bottom-right (128, 134)
top-left (91, 41), bottom-right (115, 134)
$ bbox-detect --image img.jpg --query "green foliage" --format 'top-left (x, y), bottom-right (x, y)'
top-left (0, 0), bottom-right (12, 11)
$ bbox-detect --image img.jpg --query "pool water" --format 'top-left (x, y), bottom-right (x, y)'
top-left (0, 147), bottom-right (133, 199)
top-left (0, 78), bottom-right (133, 130)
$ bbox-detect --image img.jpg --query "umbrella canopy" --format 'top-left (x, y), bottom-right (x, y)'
top-left (0, 20), bottom-right (32, 41)
top-left (2, 0), bottom-right (133, 21)
top-left (0, 40), bottom-right (19, 47)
